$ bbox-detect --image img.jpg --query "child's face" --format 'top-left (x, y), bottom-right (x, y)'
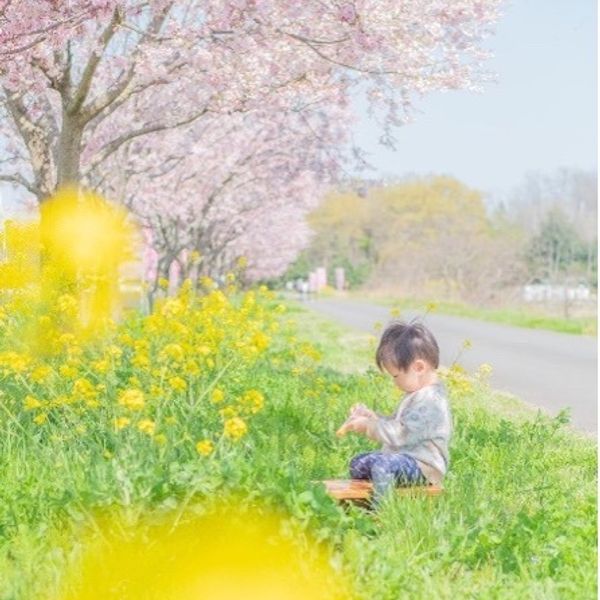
top-left (383, 360), bottom-right (429, 393)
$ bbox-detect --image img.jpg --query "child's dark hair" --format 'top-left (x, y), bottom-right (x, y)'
top-left (375, 320), bottom-right (439, 371)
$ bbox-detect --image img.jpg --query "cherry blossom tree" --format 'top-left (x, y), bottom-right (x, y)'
top-left (101, 105), bottom-right (342, 290)
top-left (0, 0), bottom-right (501, 201)
top-left (0, 1), bottom-right (501, 287)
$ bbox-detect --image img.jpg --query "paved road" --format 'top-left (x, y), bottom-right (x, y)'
top-left (302, 297), bottom-right (598, 434)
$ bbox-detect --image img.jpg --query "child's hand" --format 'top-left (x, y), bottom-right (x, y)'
top-left (350, 403), bottom-right (377, 419)
top-left (336, 416), bottom-right (371, 437)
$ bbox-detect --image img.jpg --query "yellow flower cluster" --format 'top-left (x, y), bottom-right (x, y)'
top-left (441, 364), bottom-right (475, 397)
top-left (1, 198), bottom-right (279, 454)
top-left (239, 390), bottom-right (264, 415)
top-left (223, 417), bottom-right (247, 441)
top-left (118, 389), bottom-right (145, 411)
top-left (1, 269), bottom-right (277, 454)
top-left (196, 439), bottom-right (214, 456)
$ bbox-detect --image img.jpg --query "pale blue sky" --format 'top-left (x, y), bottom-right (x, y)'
top-left (351, 0), bottom-right (597, 198)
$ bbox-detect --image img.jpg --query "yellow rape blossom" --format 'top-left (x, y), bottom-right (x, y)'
top-left (196, 439), bottom-right (214, 456)
top-left (73, 378), bottom-right (96, 398)
top-left (57, 294), bottom-right (78, 316)
top-left (118, 389), bottom-right (145, 411)
top-left (0, 351), bottom-right (30, 374)
top-left (137, 419), bottom-right (155, 435)
top-left (131, 352), bottom-right (149, 368)
top-left (223, 417), bottom-right (247, 441)
top-left (159, 343), bottom-right (184, 362)
top-left (24, 395), bottom-right (42, 411)
top-left (250, 331), bottom-right (270, 352)
top-left (169, 376), bottom-right (187, 392)
top-left (219, 406), bottom-right (237, 419)
top-left (199, 276), bottom-right (214, 290)
top-left (210, 388), bottom-right (224, 404)
top-left (183, 360), bottom-right (200, 376)
top-left (30, 365), bottom-right (52, 383)
top-left (33, 413), bottom-right (48, 425)
top-left (59, 364), bottom-right (78, 379)
top-left (161, 298), bottom-right (184, 318)
top-left (91, 359), bottom-right (110, 374)
top-left (114, 416), bottom-right (130, 430)
top-left (240, 390), bottom-right (264, 414)
top-left (105, 344), bottom-right (123, 359)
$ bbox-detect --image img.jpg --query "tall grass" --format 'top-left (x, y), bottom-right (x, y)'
top-left (0, 296), bottom-right (596, 599)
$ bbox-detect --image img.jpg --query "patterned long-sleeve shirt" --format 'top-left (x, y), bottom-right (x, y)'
top-left (365, 381), bottom-right (453, 485)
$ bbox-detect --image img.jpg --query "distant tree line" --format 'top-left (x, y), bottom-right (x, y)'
top-left (285, 169), bottom-right (597, 305)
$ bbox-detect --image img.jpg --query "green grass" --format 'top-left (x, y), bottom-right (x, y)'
top-left (350, 293), bottom-right (598, 336)
top-left (0, 298), bottom-right (596, 599)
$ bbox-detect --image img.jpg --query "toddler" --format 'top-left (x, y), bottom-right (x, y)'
top-left (337, 321), bottom-right (452, 501)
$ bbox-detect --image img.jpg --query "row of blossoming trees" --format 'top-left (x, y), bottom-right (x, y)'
top-left (0, 0), bottom-right (501, 290)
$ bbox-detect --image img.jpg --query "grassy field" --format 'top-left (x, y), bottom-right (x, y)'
top-left (0, 287), bottom-right (596, 599)
top-left (348, 292), bottom-right (598, 336)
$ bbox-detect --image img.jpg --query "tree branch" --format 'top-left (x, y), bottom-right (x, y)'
top-left (85, 105), bottom-right (210, 174)
top-left (0, 173), bottom-right (39, 196)
top-left (68, 7), bottom-right (122, 116)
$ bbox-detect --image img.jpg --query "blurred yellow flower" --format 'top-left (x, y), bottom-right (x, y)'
top-left (59, 364), bottom-right (78, 379)
top-left (200, 276), bottom-right (215, 290)
top-left (250, 331), bottom-right (270, 352)
top-left (105, 344), bottom-right (123, 359)
top-left (160, 343), bottom-right (184, 362)
top-left (137, 419), bottom-right (155, 435)
top-left (23, 395), bottom-right (42, 411)
top-left (73, 378), bottom-right (96, 399)
top-left (114, 417), bottom-right (130, 430)
top-left (477, 363), bottom-right (493, 379)
top-left (183, 360), bottom-right (201, 376)
top-left (161, 298), bottom-right (184, 318)
top-left (33, 413), bottom-right (47, 425)
top-left (169, 376), bottom-right (187, 392)
top-left (224, 417), bottom-right (247, 441)
top-left (219, 406), bottom-right (237, 419)
top-left (91, 359), bottom-right (110, 374)
top-left (57, 294), bottom-right (78, 316)
top-left (425, 302), bottom-right (438, 313)
top-left (58, 506), bottom-right (349, 599)
top-left (118, 389), bottom-right (145, 411)
top-left (30, 365), bottom-right (52, 383)
top-left (240, 390), bottom-right (264, 414)
top-left (196, 439), bottom-right (214, 456)
top-left (210, 388), bottom-right (225, 404)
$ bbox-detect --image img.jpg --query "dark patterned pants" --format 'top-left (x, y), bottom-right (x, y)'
top-left (349, 452), bottom-right (427, 500)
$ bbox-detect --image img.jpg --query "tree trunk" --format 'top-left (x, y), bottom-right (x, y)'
top-left (56, 113), bottom-right (83, 190)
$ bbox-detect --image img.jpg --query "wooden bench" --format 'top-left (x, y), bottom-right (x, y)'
top-left (321, 479), bottom-right (444, 506)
